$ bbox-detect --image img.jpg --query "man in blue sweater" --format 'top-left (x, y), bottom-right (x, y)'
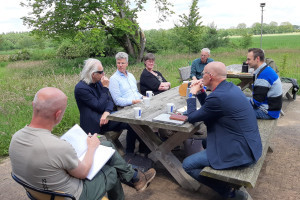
top-left (247, 48), bottom-right (282, 119)
top-left (184, 61), bottom-right (262, 200)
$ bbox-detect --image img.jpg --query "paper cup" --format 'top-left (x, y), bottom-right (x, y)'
top-left (166, 103), bottom-right (176, 114)
top-left (133, 107), bottom-right (142, 118)
top-left (146, 91), bottom-right (154, 99)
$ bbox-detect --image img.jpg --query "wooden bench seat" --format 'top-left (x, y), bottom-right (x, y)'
top-left (200, 119), bottom-right (277, 196)
top-left (178, 66), bottom-right (191, 81)
top-left (281, 82), bottom-right (294, 100)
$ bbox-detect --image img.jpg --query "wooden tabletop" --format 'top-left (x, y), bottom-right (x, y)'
top-left (107, 86), bottom-right (201, 132)
top-left (227, 73), bottom-right (253, 79)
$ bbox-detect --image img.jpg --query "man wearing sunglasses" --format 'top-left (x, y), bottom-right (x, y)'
top-left (74, 58), bottom-right (149, 155)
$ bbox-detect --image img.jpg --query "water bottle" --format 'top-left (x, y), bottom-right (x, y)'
top-left (242, 62), bottom-right (249, 73)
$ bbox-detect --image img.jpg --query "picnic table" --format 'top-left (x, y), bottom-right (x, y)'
top-left (226, 64), bottom-right (254, 91)
top-left (107, 86), bottom-right (202, 191)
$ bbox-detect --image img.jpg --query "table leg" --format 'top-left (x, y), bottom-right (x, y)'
top-left (130, 124), bottom-right (201, 191)
top-left (237, 79), bottom-right (252, 91)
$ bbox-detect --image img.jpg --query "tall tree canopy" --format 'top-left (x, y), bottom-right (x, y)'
top-left (174, 0), bottom-right (203, 53)
top-left (21, 0), bottom-right (173, 61)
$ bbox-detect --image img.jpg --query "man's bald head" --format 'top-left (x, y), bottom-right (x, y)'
top-left (32, 87), bottom-right (67, 119)
top-left (205, 61), bottom-right (227, 79)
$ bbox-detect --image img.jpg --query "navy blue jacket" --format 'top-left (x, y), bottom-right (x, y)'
top-left (187, 81), bottom-right (262, 169)
top-left (74, 80), bottom-right (114, 134)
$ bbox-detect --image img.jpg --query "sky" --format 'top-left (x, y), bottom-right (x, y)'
top-left (1, 0), bottom-right (299, 34)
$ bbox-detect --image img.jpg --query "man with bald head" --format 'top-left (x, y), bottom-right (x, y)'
top-left (10, 87), bottom-right (156, 200)
top-left (183, 62), bottom-right (262, 200)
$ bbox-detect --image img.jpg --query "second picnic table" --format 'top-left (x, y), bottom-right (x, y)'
top-left (226, 64), bottom-right (254, 91)
top-left (107, 86), bottom-right (201, 191)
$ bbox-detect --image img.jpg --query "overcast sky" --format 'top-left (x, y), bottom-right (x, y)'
top-left (1, 0), bottom-right (299, 34)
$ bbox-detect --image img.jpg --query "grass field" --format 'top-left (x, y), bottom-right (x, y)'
top-left (0, 34), bottom-right (299, 157)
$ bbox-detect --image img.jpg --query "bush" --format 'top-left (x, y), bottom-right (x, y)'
top-left (56, 39), bottom-right (89, 59)
top-left (9, 49), bottom-right (31, 61)
top-left (239, 33), bottom-right (253, 48)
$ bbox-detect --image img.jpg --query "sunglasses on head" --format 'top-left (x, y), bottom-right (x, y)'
top-left (94, 71), bottom-right (104, 74)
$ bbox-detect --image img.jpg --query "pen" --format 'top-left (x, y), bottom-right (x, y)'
top-left (97, 135), bottom-right (101, 138)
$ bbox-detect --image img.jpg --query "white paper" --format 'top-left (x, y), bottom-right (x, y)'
top-left (61, 124), bottom-right (115, 180)
top-left (152, 113), bottom-right (185, 125)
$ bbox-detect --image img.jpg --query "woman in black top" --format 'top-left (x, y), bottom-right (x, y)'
top-left (140, 53), bottom-right (171, 96)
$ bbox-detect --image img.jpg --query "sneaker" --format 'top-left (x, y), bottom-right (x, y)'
top-left (133, 168), bottom-right (156, 192)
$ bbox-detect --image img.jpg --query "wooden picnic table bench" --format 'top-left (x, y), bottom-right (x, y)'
top-left (281, 82), bottom-right (295, 100)
top-left (200, 119), bottom-right (277, 199)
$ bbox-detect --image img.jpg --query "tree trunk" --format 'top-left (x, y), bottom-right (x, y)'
top-left (137, 29), bottom-right (146, 62)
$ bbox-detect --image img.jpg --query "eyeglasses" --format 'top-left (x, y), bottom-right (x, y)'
top-left (201, 71), bottom-right (211, 76)
top-left (94, 71), bottom-right (104, 74)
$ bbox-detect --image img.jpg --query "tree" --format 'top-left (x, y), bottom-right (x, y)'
top-left (201, 23), bottom-right (229, 49)
top-left (251, 22), bottom-right (261, 35)
top-left (279, 22), bottom-right (294, 33)
top-left (174, 0), bottom-right (203, 53)
top-left (268, 21), bottom-right (278, 34)
top-left (237, 23), bottom-right (247, 30)
top-left (21, 0), bottom-right (173, 62)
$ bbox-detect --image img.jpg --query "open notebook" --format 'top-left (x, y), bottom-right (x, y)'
top-left (61, 124), bottom-right (115, 180)
top-left (152, 113), bottom-right (186, 125)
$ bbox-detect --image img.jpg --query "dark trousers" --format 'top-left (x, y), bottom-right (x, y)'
top-left (100, 121), bottom-right (150, 154)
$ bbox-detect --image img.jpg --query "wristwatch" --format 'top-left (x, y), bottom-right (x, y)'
top-left (188, 93), bottom-right (195, 98)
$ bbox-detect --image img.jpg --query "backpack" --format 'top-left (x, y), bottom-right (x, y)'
top-left (265, 58), bottom-right (279, 73)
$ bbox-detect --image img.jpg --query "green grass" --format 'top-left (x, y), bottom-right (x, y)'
top-left (1, 33), bottom-right (300, 157)
top-left (230, 32), bottom-right (300, 50)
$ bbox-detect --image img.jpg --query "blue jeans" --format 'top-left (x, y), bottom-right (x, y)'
top-left (253, 108), bottom-right (273, 119)
top-left (182, 150), bottom-right (232, 197)
top-left (247, 97), bottom-right (273, 119)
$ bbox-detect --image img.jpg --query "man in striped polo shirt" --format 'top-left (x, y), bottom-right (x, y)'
top-left (246, 48), bottom-right (282, 119)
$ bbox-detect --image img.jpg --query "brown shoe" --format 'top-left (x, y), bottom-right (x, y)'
top-left (133, 168), bottom-right (156, 192)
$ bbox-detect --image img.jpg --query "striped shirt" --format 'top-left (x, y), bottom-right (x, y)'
top-left (250, 63), bottom-right (282, 119)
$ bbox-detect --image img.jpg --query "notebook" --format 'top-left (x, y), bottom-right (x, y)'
top-left (152, 113), bottom-right (185, 125)
top-left (61, 124), bottom-right (115, 180)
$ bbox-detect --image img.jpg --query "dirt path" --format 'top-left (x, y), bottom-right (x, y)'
top-left (1, 99), bottom-right (299, 200)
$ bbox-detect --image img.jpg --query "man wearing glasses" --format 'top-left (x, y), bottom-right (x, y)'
top-left (190, 48), bottom-right (214, 82)
top-left (183, 62), bottom-right (262, 200)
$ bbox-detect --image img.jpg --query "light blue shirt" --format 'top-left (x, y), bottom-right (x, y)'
top-left (109, 70), bottom-right (142, 106)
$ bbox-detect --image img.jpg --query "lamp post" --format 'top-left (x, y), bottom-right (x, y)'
top-left (260, 3), bottom-right (266, 49)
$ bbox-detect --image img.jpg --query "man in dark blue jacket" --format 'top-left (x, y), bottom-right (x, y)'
top-left (183, 61), bottom-right (262, 200)
top-left (74, 58), bottom-right (148, 154)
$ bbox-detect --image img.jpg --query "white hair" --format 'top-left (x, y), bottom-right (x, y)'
top-left (80, 58), bottom-right (102, 84)
top-left (201, 48), bottom-right (210, 55)
top-left (115, 52), bottom-right (128, 62)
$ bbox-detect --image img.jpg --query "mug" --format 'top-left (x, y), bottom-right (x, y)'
top-left (143, 97), bottom-right (150, 107)
top-left (133, 107), bottom-right (142, 118)
top-left (166, 103), bottom-right (176, 114)
top-left (146, 91), bottom-right (154, 99)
